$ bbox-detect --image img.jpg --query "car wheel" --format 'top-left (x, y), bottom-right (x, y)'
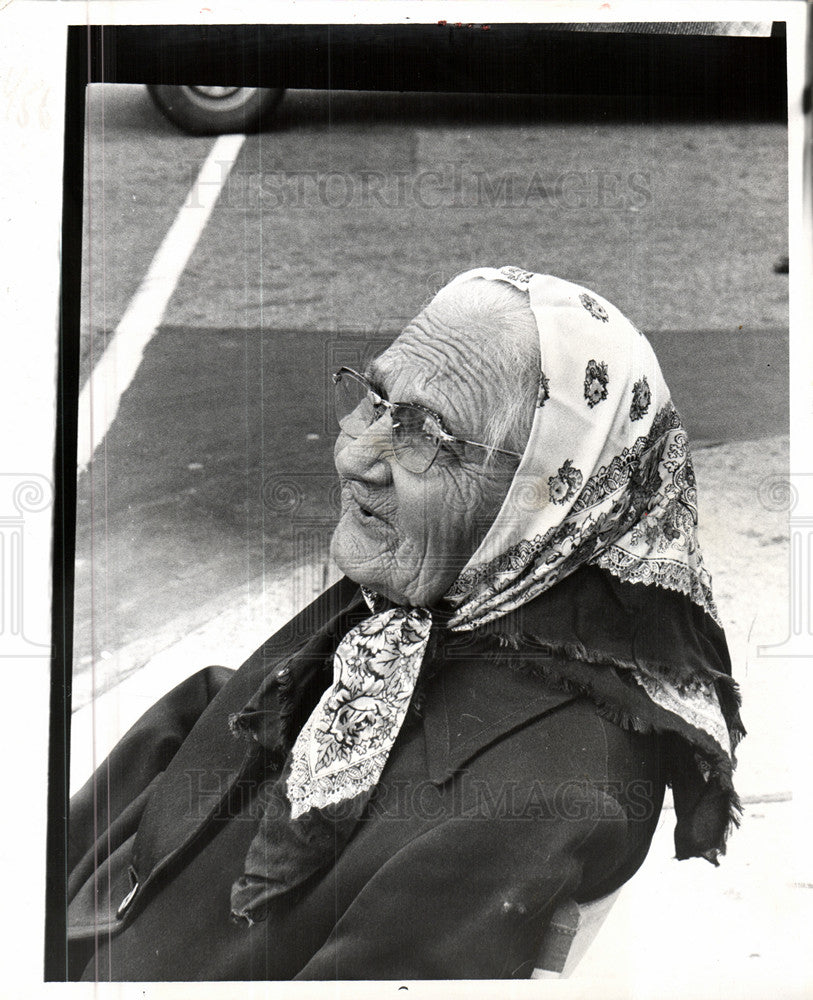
top-left (147, 85), bottom-right (285, 135)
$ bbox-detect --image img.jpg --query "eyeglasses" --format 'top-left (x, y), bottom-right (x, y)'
top-left (332, 366), bottom-right (524, 474)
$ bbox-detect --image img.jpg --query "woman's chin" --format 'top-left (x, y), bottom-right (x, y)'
top-left (330, 513), bottom-right (453, 607)
top-left (331, 517), bottom-right (385, 589)
top-left (331, 518), bottom-right (411, 604)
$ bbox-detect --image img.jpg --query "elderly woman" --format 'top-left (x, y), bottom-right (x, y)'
top-left (67, 267), bottom-right (743, 981)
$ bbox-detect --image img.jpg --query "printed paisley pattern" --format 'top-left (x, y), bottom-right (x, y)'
top-left (286, 606), bottom-right (431, 818)
top-left (570, 403), bottom-right (681, 514)
top-left (579, 292), bottom-right (609, 322)
top-left (441, 269), bottom-right (722, 640)
top-left (584, 359), bottom-right (609, 407)
top-left (447, 401), bottom-right (719, 628)
top-left (497, 265), bottom-right (535, 287)
top-left (632, 669), bottom-right (731, 754)
top-left (548, 459), bottom-right (583, 505)
top-left (630, 376), bottom-right (651, 421)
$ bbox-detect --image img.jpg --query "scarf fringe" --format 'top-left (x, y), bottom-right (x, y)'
top-left (487, 631), bottom-right (745, 750)
top-left (228, 652), bottom-right (326, 762)
top-left (490, 638), bottom-right (665, 739)
top-left (228, 711), bottom-right (255, 742)
top-left (477, 630), bottom-right (742, 863)
top-left (276, 662), bottom-right (303, 749)
top-left (490, 631), bottom-right (741, 703)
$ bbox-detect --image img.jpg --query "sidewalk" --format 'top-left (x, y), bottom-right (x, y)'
top-left (69, 561), bottom-right (341, 792)
top-left (576, 797), bottom-right (812, 997)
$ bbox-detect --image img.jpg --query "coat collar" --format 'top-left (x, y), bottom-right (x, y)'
top-left (132, 579), bottom-right (583, 883)
top-left (226, 585), bottom-right (578, 790)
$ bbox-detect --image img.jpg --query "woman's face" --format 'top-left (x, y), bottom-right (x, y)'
top-left (330, 288), bottom-right (528, 606)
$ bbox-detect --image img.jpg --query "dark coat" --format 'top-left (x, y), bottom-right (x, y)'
top-left (67, 574), bottom-right (666, 981)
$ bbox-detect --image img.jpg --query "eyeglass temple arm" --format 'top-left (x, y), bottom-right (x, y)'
top-left (432, 425), bottom-right (523, 460)
top-left (452, 435), bottom-right (525, 460)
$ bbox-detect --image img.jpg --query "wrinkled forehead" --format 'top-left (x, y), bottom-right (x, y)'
top-left (371, 325), bottom-right (465, 387)
top-left (374, 294), bottom-right (467, 375)
top-left (368, 293), bottom-right (509, 436)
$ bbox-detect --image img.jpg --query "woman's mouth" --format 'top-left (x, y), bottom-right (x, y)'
top-left (340, 481), bottom-right (392, 529)
top-left (355, 501), bottom-right (386, 525)
top-left (347, 490), bottom-right (389, 528)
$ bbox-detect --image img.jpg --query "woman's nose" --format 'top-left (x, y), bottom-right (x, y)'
top-left (334, 414), bottom-right (394, 483)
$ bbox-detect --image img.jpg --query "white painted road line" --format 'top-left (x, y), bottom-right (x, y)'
top-left (76, 132), bottom-right (246, 475)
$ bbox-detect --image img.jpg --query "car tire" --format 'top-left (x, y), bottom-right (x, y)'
top-left (147, 85), bottom-right (285, 135)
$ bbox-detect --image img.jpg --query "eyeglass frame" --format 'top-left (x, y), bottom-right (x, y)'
top-left (331, 366), bottom-right (525, 473)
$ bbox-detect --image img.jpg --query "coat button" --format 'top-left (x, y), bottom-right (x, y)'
top-left (116, 879), bottom-right (140, 919)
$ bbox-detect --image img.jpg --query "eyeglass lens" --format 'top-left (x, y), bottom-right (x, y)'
top-left (334, 371), bottom-right (442, 473)
top-left (334, 372), bottom-right (376, 437)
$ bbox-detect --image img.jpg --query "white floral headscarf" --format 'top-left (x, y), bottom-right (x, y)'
top-left (444, 267), bottom-right (719, 628)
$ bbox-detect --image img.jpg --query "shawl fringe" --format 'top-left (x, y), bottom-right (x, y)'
top-left (465, 626), bottom-right (743, 864)
top-left (490, 631), bottom-right (742, 706)
top-left (485, 631), bottom-right (745, 750)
